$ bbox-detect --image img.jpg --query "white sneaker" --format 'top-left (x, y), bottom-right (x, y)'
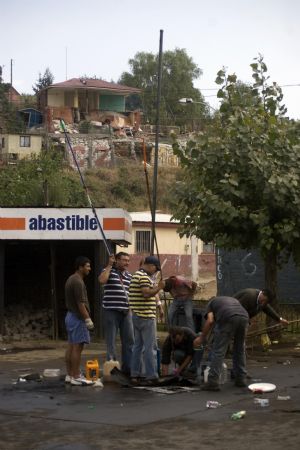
top-left (65, 375), bottom-right (72, 383)
top-left (79, 376), bottom-right (94, 386)
top-left (70, 376), bottom-right (94, 386)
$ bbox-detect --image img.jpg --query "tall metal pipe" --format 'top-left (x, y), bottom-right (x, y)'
top-left (151, 29), bottom-right (163, 255)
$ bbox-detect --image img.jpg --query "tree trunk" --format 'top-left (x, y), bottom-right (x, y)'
top-left (264, 247), bottom-right (280, 339)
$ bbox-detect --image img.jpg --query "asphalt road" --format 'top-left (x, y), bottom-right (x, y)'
top-left (0, 338), bottom-right (300, 450)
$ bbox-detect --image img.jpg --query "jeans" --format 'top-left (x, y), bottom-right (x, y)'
top-left (168, 298), bottom-right (194, 331)
top-left (173, 347), bottom-right (204, 373)
top-left (208, 316), bottom-right (248, 384)
top-left (104, 309), bottom-right (134, 374)
top-left (131, 314), bottom-right (158, 380)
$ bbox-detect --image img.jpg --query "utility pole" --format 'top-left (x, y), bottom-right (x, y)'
top-left (10, 59), bottom-right (13, 86)
top-left (151, 29), bottom-right (163, 255)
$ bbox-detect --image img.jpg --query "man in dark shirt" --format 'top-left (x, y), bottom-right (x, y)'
top-left (161, 326), bottom-right (202, 377)
top-left (164, 276), bottom-right (197, 331)
top-left (194, 296), bottom-right (249, 391)
top-left (233, 288), bottom-right (289, 325)
top-left (65, 256), bottom-right (94, 386)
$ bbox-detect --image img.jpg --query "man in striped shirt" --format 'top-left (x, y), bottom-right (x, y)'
top-left (129, 256), bottom-right (165, 384)
top-left (98, 252), bottom-right (134, 375)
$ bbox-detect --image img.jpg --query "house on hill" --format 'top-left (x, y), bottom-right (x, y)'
top-left (38, 78), bottom-right (142, 131)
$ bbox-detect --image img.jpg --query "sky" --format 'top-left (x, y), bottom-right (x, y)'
top-left (1, 0), bottom-right (300, 119)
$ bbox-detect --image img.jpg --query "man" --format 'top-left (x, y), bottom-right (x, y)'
top-left (98, 252), bottom-right (134, 375)
top-left (65, 256), bottom-right (94, 386)
top-left (161, 326), bottom-right (203, 378)
top-left (194, 296), bottom-right (249, 391)
top-left (164, 276), bottom-right (197, 331)
top-left (233, 288), bottom-right (289, 325)
top-left (129, 256), bottom-right (165, 385)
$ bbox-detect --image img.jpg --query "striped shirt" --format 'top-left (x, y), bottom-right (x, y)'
top-left (101, 267), bottom-right (132, 311)
top-left (129, 269), bottom-right (156, 319)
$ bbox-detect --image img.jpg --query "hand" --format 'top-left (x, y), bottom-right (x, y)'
top-left (193, 335), bottom-right (203, 349)
top-left (172, 368), bottom-right (180, 377)
top-left (158, 280), bottom-right (165, 290)
top-left (108, 254), bottom-right (115, 268)
top-left (280, 318), bottom-right (289, 326)
top-left (158, 305), bottom-right (164, 321)
top-left (85, 318), bottom-right (94, 330)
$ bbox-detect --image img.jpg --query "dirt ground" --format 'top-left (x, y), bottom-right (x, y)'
top-left (0, 333), bottom-right (300, 450)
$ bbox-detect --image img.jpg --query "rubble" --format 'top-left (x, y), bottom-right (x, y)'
top-left (4, 304), bottom-right (52, 340)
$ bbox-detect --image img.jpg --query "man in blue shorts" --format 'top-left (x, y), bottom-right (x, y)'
top-left (65, 256), bottom-right (94, 386)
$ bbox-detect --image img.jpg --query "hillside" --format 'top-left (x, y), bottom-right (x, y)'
top-left (84, 162), bottom-right (182, 213)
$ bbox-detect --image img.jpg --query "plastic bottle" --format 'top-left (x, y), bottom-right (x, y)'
top-left (85, 360), bottom-right (100, 381)
top-left (231, 410), bottom-right (246, 420)
top-left (203, 363), bottom-right (227, 384)
top-left (219, 362), bottom-right (228, 385)
top-left (204, 366), bottom-right (210, 383)
top-left (103, 359), bottom-right (120, 381)
top-left (206, 401), bottom-right (221, 409)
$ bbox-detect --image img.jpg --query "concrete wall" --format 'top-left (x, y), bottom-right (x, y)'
top-left (216, 248), bottom-right (300, 304)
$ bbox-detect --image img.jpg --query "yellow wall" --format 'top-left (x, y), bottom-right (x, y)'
top-left (122, 225), bottom-right (205, 255)
top-left (0, 134), bottom-right (42, 160)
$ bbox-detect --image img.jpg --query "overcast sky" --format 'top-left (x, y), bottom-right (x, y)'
top-left (1, 0), bottom-right (299, 118)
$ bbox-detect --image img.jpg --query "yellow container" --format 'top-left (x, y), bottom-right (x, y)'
top-left (85, 359), bottom-right (100, 381)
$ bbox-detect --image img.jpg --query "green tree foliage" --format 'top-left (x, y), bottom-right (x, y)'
top-left (172, 55), bottom-right (300, 299)
top-left (32, 67), bottom-right (54, 94)
top-left (0, 150), bottom-right (87, 207)
top-left (119, 48), bottom-right (209, 127)
top-left (0, 84), bottom-right (24, 133)
top-left (20, 93), bottom-right (37, 109)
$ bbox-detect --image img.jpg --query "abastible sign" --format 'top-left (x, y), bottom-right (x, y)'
top-left (0, 208), bottom-right (132, 243)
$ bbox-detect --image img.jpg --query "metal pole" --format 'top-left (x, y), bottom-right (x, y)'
top-left (60, 119), bottom-right (112, 256)
top-left (151, 29), bottom-right (163, 255)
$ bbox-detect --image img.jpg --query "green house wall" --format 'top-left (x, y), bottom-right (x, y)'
top-left (99, 95), bottom-right (125, 111)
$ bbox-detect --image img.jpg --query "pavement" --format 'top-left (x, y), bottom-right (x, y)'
top-left (0, 335), bottom-right (300, 450)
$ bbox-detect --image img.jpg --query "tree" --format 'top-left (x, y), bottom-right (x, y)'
top-left (32, 67), bottom-right (54, 94)
top-left (0, 150), bottom-right (87, 207)
top-left (119, 48), bottom-right (210, 127)
top-left (172, 55), bottom-right (300, 301)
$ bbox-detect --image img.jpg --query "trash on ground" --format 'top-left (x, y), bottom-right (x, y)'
top-left (248, 382), bottom-right (276, 393)
top-left (206, 400), bottom-right (221, 409)
top-left (19, 373), bottom-right (41, 381)
top-left (277, 395), bottom-right (291, 400)
top-left (254, 398), bottom-right (269, 407)
top-left (43, 369), bottom-right (60, 382)
top-left (231, 410), bottom-right (246, 420)
top-left (283, 360), bottom-right (291, 365)
top-left (93, 378), bottom-right (104, 388)
top-left (133, 386), bottom-right (200, 394)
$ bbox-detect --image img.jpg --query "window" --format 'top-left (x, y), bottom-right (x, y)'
top-left (135, 230), bottom-right (151, 253)
top-left (20, 136), bottom-right (31, 147)
top-left (202, 242), bottom-right (215, 253)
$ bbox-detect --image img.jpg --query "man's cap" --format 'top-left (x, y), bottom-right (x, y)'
top-left (144, 256), bottom-right (161, 270)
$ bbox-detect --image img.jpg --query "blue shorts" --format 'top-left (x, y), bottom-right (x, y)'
top-left (65, 311), bottom-right (90, 344)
